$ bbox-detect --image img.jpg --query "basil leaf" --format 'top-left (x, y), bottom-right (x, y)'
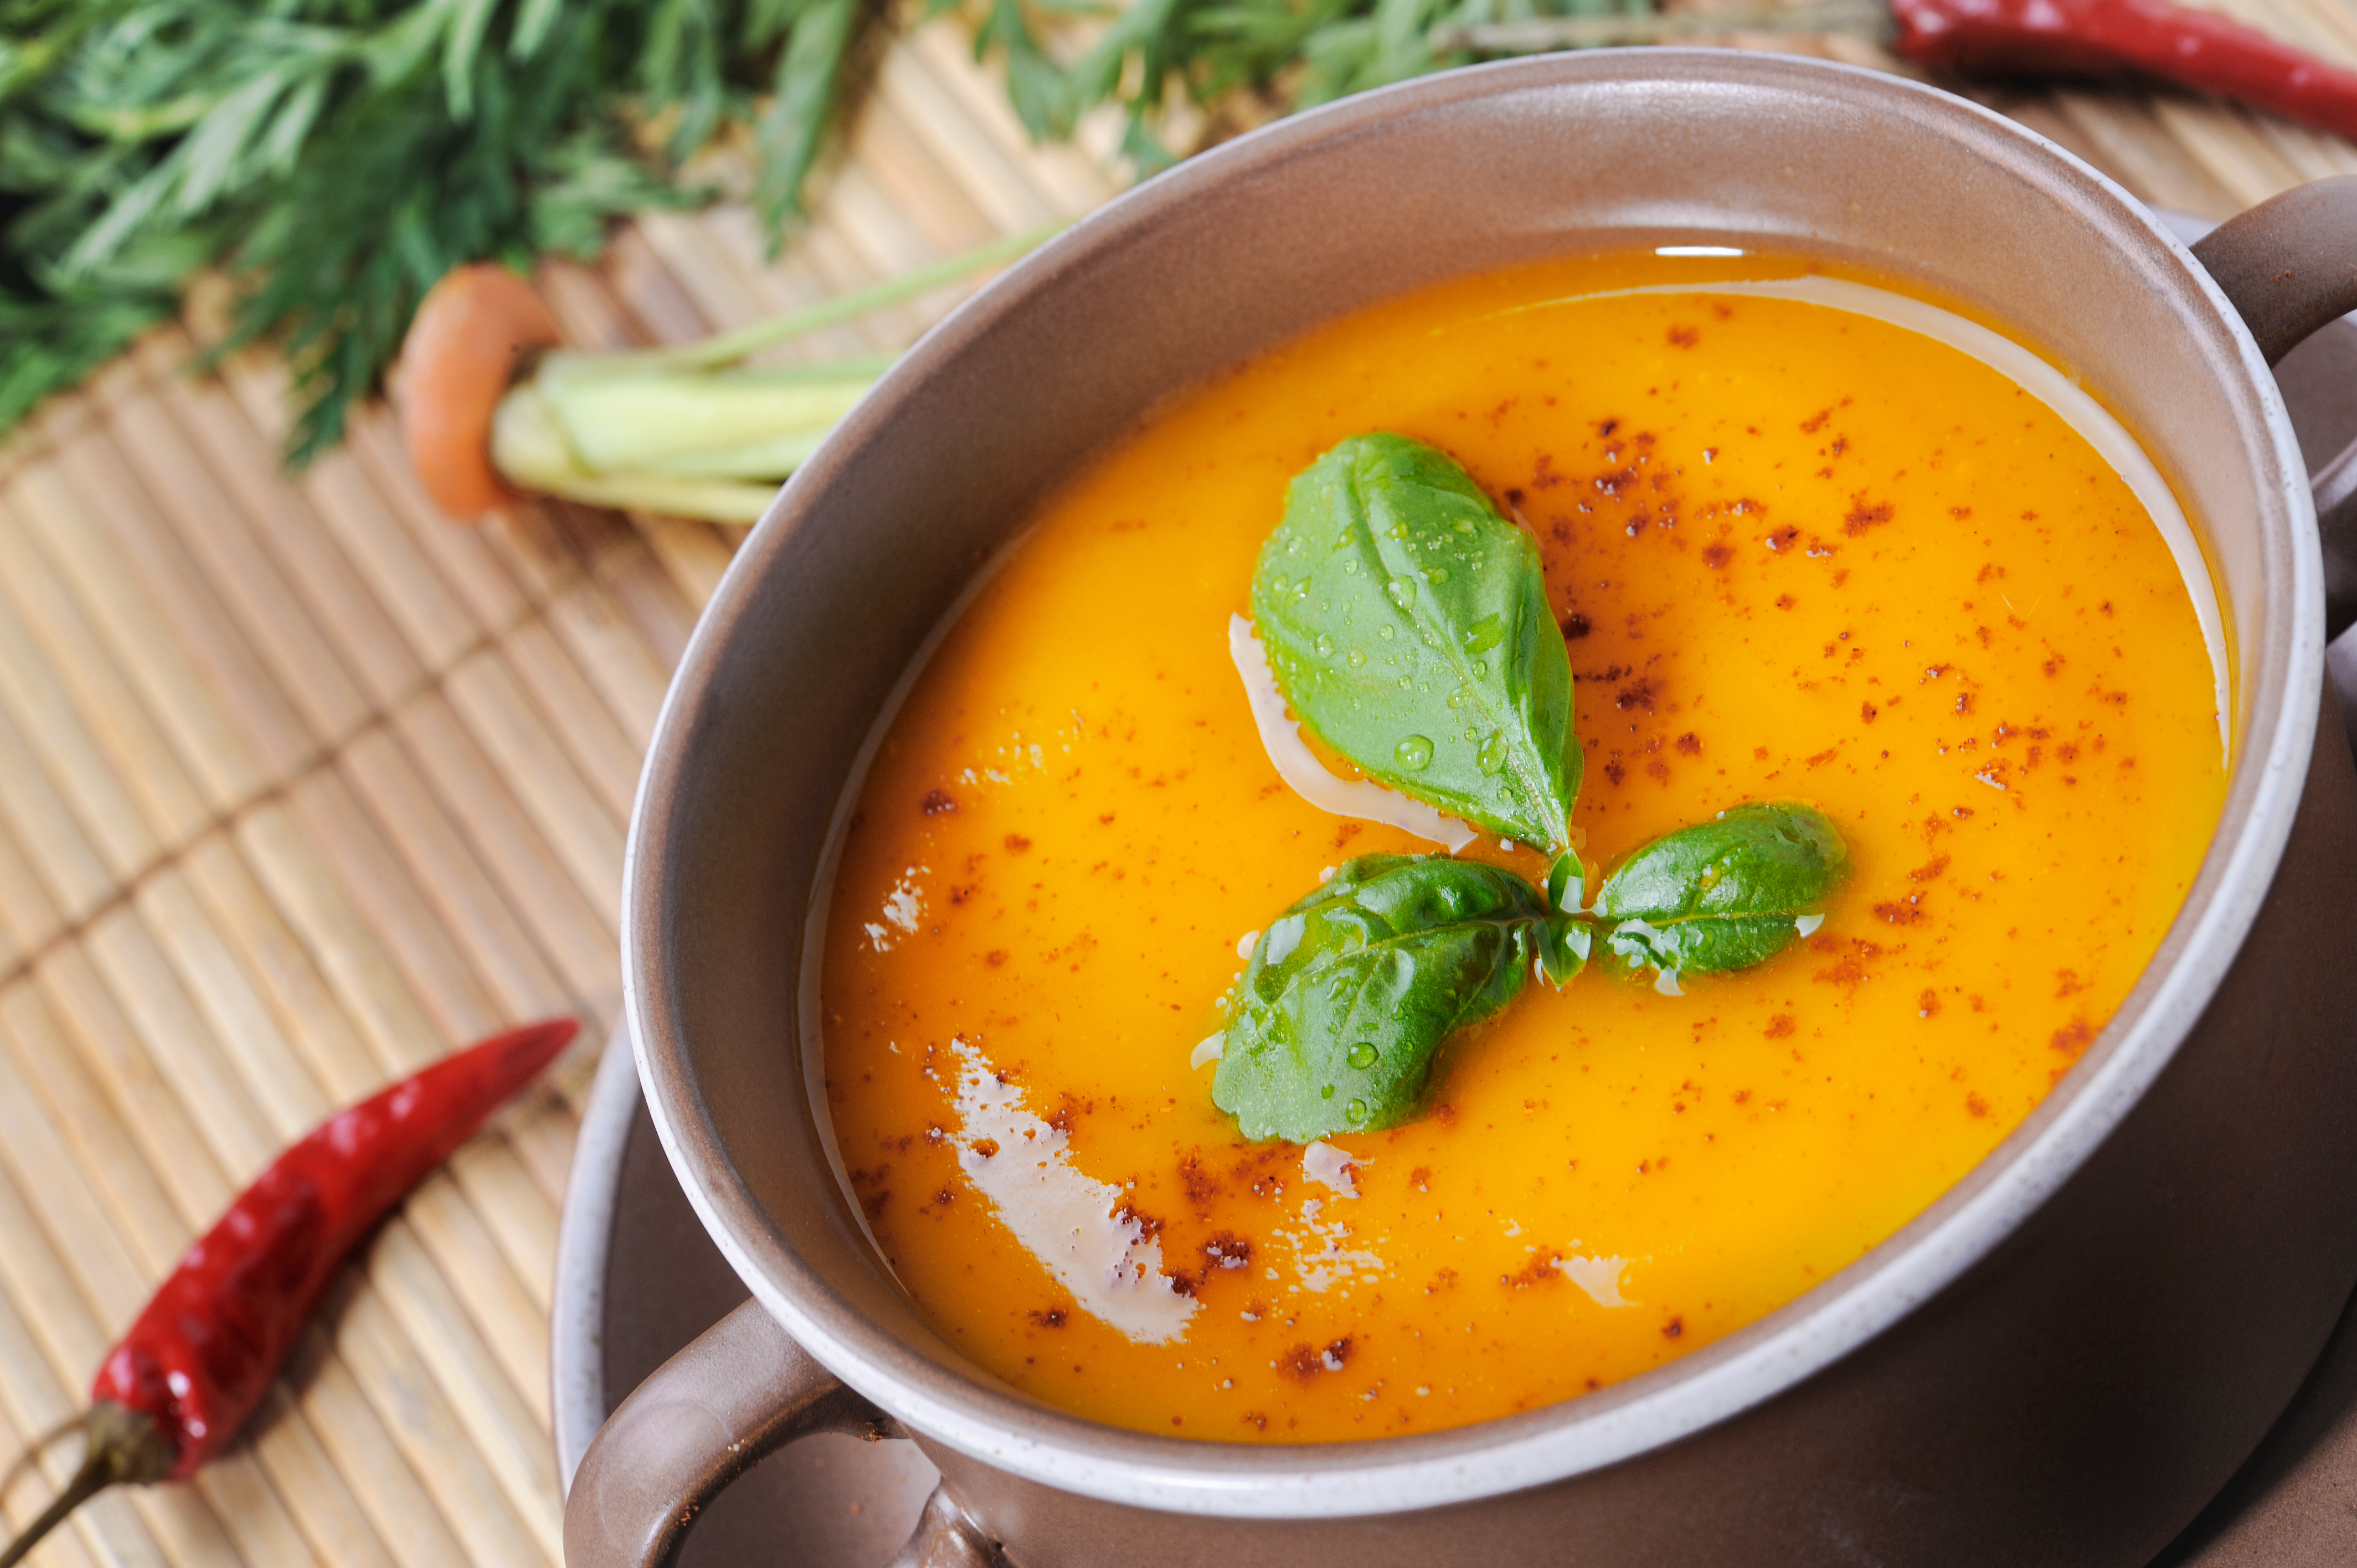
top-left (1211, 854), bottom-right (1546, 1143)
top-left (1546, 850), bottom-right (1582, 912)
top-left (1534, 911), bottom-right (1591, 988)
top-left (1595, 802), bottom-right (1849, 979)
top-left (1250, 434), bottom-right (1580, 853)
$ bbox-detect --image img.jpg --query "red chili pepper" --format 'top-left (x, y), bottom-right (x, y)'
top-left (1892, 0), bottom-right (2357, 141)
top-left (0, 1017), bottom-right (579, 1568)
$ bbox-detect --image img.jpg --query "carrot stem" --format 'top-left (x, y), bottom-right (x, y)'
top-left (490, 366), bottom-right (887, 522)
top-left (613, 221), bottom-right (1067, 375)
top-left (1432, 1), bottom-right (1889, 50)
top-left (528, 358), bottom-right (890, 475)
top-left (476, 223), bottom-right (1066, 522)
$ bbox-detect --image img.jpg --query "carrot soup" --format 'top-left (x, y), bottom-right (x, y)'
top-left (815, 248), bottom-right (2227, 1443)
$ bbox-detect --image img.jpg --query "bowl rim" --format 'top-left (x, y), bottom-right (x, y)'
top-left (621, 45), bottom-right (2323, 1518)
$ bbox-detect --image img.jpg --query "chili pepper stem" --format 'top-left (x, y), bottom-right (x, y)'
top-left (0, 1459), bottom-right (107, 1568)
top-left (0, 1415), bottom-right (82, 1502)
top-left (0, 1406), bottom-right (172, 1568)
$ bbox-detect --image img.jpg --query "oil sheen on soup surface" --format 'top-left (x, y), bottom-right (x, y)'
top-left (817, 250), bottom-right (2225, 1443)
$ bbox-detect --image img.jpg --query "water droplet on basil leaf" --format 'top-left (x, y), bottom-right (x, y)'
top-left (1249, 435), bottom-right (1581, 853)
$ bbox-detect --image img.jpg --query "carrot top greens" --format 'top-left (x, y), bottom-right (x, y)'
top-left (0, 0), bottom-right (856, 462)
top-left (0, 0), bottom-right (1665, 467)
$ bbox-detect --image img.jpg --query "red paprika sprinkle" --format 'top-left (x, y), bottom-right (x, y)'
top-left (0, 1017), bottom-right (579, 1567)
top-left (1892, 0), bottom-right (2357, 142)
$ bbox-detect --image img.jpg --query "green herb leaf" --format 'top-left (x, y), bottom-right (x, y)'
top-left (1211, 853), bottom-right (1548, 1143)
top-left (1251, 433), bottom-right (1581, 852)
top-left (0, 0), bottom-right (1676, 466)
top-left (752, 0), bottom-right (860, 242)
top-left (0, 0), bottom-right (851, 465)
top-left (1533, 909), bottom-right (1590, 987)
top-left (1594, 802), bottom-right (1848, 979)
top-left (1546, 849), bottom-right (1581, 912)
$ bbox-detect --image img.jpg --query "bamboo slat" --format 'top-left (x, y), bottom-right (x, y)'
top-left (270, 1328), bottom-right (470, 1568)
top-left (174, 836), bottom-right (385, 1106)
top-left (233, 1387), bottom-right (399, 1568)
top-left (210, 362), bottom-right (485, 674)
top-left (540, 577), bottom-right (672, 754)
top-left (337, 411), bottom-right (534, 638)
top-left (0, 640), bottom-right (126, 927)
top-left (0, 9), bottom-right (2348, 1568)
top-left (579, 535), bottom-right (702, 671)
top-left (434, 661), bottom-right (625, 937)
top-left (25, 947), bottom-right (240, 1224)
top-left (495, 624), bottom-right (643, 822)
top-left (40, 400), bottom-right (320, 782)
top-left (379, 695), bottom-right (617, 993)
top-left (130, 336), bottom-right (429, 712)
top-left (316, 1277), bottom-right (551, 1568)
top-left (0, 489), bottom-right (203, 873)
top-left (595, 231), bottom-right (719, 348)
top-left (327, 735), bottom-right (577, 1027)
top-left (0, 988), bottom-right (185, 1272)
top-left (84, 364), bottom-right (373, 748)
top-left (127, 869), bottom-right (335, 1139)
top-left (7, 438), bottom-right (271, 811)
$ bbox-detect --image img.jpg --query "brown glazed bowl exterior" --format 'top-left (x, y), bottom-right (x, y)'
top-left (621, 48), bottom-right (2357, 1565)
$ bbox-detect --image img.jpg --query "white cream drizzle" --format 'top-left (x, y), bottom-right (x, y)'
top-left (948, 1038), bottom-right (1197, 1344)
top-left (1301, 1141), bottom-right (1363, 1198)
top-left (1491, 275), bottom-right (2231, 760)
top-left (1276, 1196), bottom-right (1386, 1293)
top-left (1555, 1253), bottom-right (1634, 1309)
top-left (1228, 616), bottom-right (1479, 852)
top-left (863, 864), bottom-right (928, 951)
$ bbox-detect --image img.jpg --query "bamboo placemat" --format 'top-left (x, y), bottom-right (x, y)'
top-left (0, 10), bottom-right (2346, 1568)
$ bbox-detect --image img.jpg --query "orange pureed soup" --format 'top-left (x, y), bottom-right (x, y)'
top-left (817, 249), bottom-right (2226, 1443)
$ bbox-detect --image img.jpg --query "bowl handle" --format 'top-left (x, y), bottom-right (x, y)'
top-left (2193, 175), bottom-right (2357, 635)
top-left (2190, 176), bottom-right (2357, 368)
top-left (562, 1297), bottom-right (1003, 1567)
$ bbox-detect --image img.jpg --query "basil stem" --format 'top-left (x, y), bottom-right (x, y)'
top-left (1211, 854), bottom-right (1562, 1143)
top-left (1250, 434), bottom-right (1580, 854)
top-left (1594, 803), bottom-right (1849, 982)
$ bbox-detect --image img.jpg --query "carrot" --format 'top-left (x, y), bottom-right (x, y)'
top-left (389, 226), bottom-right (1067, 525)
top-left (396, 263), bottom-right (562, 520)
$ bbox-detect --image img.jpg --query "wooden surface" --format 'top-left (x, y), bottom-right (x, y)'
top-left (0, 9), bottom-right (2348, 1567)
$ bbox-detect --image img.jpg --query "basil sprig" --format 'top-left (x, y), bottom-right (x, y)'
top-left (1596, 803), bottom-right (1849, 981)
top-left (1211, 804), bottom-right (1841, 1143)
top-left (1250, 434), bottom-right (1580, 854)
top-left (1209, 437), bottom-right (1849, 1144)
top-left (1210, 855), bottom-right (1588, 1144)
